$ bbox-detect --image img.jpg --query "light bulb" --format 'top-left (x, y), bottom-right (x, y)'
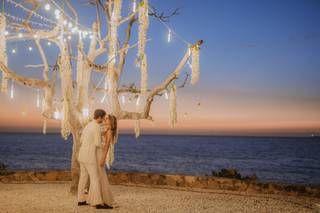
top-left (54, 9), bottom-right (60, 16)
top-left (44, 3), bottom-right (51, 11)
top-left (12, 49), bottom-right (16, 54)
top-left (47, 41), bottom-right (51, 46)
top-left (54, 9), bottom-right (60, 19)
top-left (28, 46), bottom-right (33, 51)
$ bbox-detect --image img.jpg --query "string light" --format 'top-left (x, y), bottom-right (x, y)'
top-left (6, 0), bottom-right (57, 25)
top-left (167, 29), bottom-right (171, 43)
top-left (44, 3), bottom-right (51, 11)
top-left (36, 89), bottom-right (40, 108)
top-left (10, 82), bottom-right (14, 99)
top-left (4, 12), bottom-right (54, 29)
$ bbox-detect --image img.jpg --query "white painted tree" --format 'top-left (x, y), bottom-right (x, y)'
top-left (0, 0), bottom-right (202, 193)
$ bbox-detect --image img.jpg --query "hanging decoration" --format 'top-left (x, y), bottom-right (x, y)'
top-left (138, 0), bottom-right (149, 94)
top-left (121, 94), bottom-right (125, 104)
top-left (191, 46), bottom-right (200, 85)
top-left (169, 84), bottom-right (177, 127)
top-left (82, 107), bottom-right (89, 117)
top-left (164, 90), bottom-right (169, 100)
top-left (0, 14), bottom-right (8, 94)
top-left (136, 95), bottom-right (140, 106)
top-left (42, 118), bottom-right (47, 135)
top-left (134, 119), bottom-right (140, 138)
top-left (167, 29), bottom-right (171, 43)
top-left (9, 80), bottom-right (14, 99)
top-left (53, 108), bottom-right (61, 120)
top-left (132, 0), bottom-right (137, 13)
top-left (36, 89), bottom-right (40, 108)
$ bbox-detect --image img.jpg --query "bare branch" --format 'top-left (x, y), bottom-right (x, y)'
top-left (25, 64), bottom-right (44, 68)
top-left (149, 6), bottom-right (181, 22)
top-left (0, 61), bottom-right (49, 88)
top-left (118, 15), bottom-right (136, 75)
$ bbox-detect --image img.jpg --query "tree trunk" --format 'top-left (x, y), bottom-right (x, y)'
top-left (70, 130), bottom-right (81, 194)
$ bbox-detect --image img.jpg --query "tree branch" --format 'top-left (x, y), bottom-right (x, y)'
top-left (0, 61), bottom-right (49, 88)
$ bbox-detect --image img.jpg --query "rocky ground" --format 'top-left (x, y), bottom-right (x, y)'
top-left (0, 183), bottom-right (319, 213)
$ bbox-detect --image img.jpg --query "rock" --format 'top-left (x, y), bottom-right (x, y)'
top-left (0, 162), bottom-right (7, 170)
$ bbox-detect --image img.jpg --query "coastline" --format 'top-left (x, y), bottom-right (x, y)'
top-left (1, 170), bottom-right (319, 198)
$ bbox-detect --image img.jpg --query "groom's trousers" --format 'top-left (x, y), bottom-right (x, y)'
top-left (78, 162), bottom-right (103, 205)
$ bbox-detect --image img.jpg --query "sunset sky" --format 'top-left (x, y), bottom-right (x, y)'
top-left (0, 0), bottom-right (319, 136)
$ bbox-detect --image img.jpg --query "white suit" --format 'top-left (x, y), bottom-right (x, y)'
top-left (77, 121), bottom-right (104, 205)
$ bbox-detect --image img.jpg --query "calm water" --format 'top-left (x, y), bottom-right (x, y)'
top-left (0, 133), bottom-right (319, 185)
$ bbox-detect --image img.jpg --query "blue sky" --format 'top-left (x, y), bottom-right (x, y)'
top-left (0, 0), bottom-right (319, 135)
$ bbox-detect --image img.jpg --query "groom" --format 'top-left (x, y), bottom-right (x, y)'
top-left (77, 109), bottom-right (111, 209)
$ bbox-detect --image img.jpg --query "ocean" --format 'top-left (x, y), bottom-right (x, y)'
top-left (0, 133), bottom-right (319, 185)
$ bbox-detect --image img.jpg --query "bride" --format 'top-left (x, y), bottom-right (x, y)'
top-left (86, 114), bottom-right (117, 208)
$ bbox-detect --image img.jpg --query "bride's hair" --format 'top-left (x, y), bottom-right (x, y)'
top-left (108, 114), bottom-right (118, 139)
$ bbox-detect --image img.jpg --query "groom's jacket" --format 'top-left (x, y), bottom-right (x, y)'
top-left (78, 121), bottom-right (102, 164)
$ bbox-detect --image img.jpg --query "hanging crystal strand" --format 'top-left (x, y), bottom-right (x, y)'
top-left (134, 119), bottom-right (140, 138)
top-left (36, 89), bottom-right (40, 108)
top-left (42, 118), bottom-right (47, 135)
top-left (9, 80), bottom-right (14, 99)
top-left (76, 39), bottom-right (84, 106)
top-left (0, 14), bottom-right (8, 94)
top-left (169, 84), bottom-right (177, 127)
top-left (140, 54), bottom-right (148, 94)
top-left (191, 46), bottom-right (200, 85)
top-left (132, 0), bottom-right (137, 12)
top-left (167, 29), bottom-right (171, 43)
top-left (138, 0), bottom-right (149, 94)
